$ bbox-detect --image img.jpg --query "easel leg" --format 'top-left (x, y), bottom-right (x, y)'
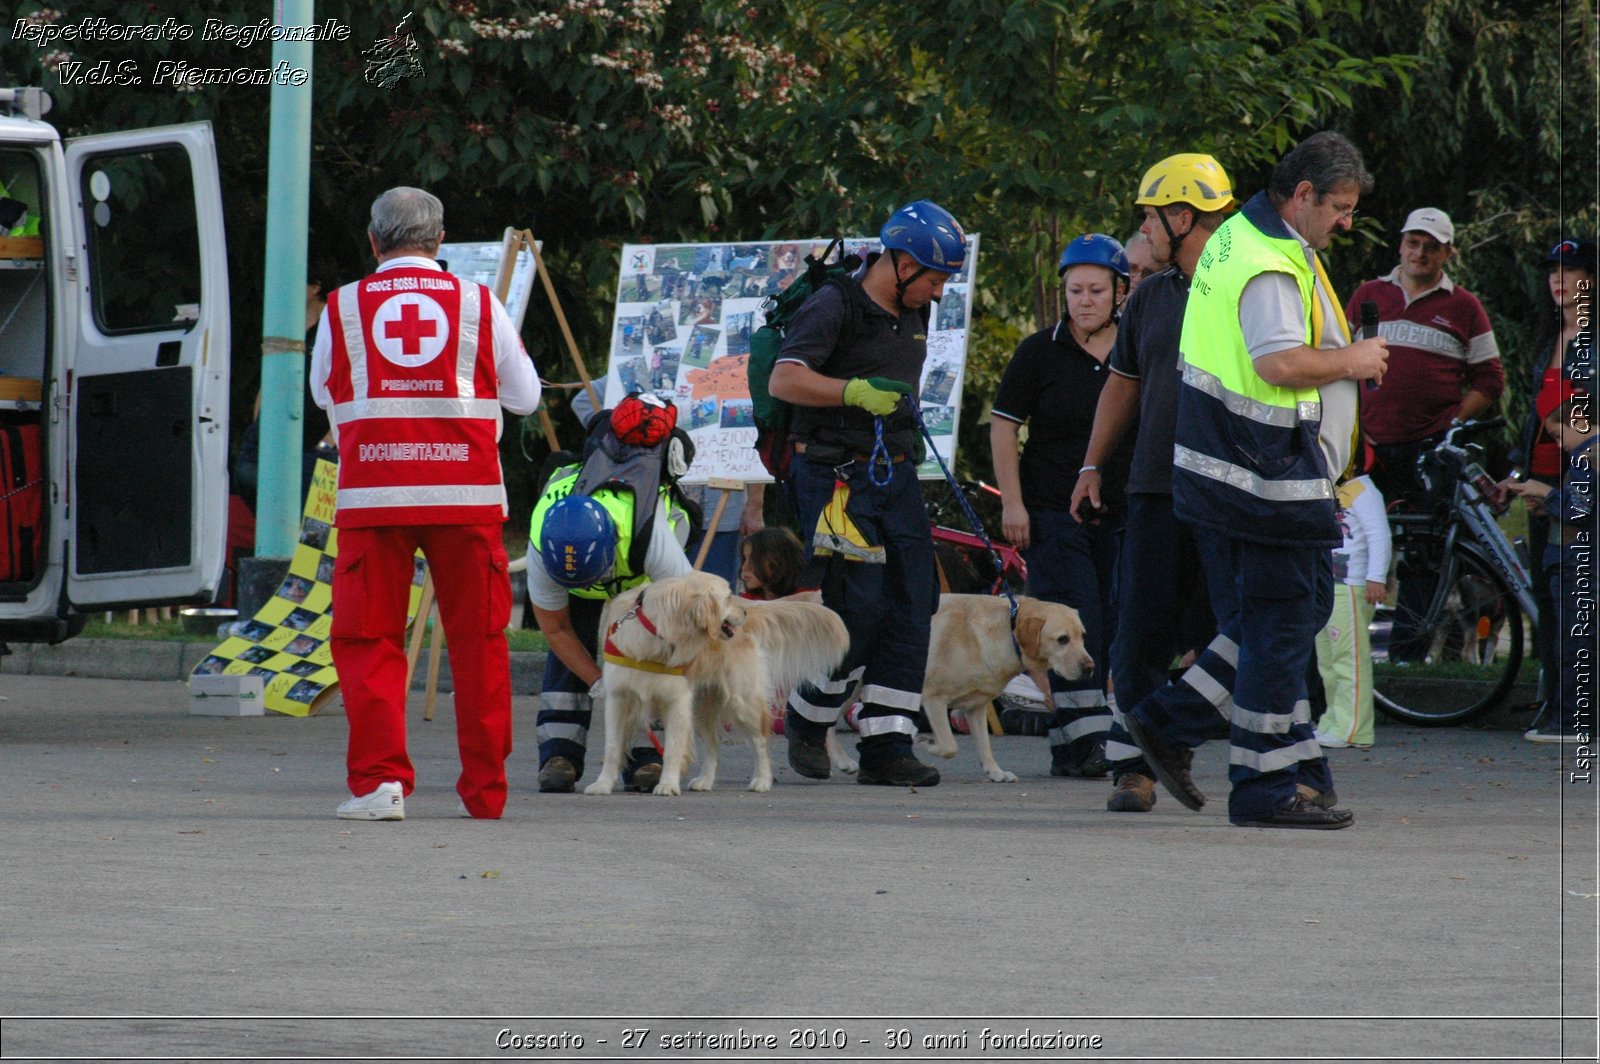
top-left (424, 617), bottom-right (446, 722)
top-left (404, 573), bottom-right (436, 698)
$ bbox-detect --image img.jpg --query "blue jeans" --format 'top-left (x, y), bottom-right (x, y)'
top-left (1546, 541), bottom-right (1593, 734)
top-left (1025, 507), bottom-right (1119, 764)
top-left (686, 528), bottom-right (741, 586)
top-left (784, 454), bottom-right (935, 747)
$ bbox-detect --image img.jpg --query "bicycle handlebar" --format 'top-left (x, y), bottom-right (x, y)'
top-left (1439, 417), bottom-right (1505, 449)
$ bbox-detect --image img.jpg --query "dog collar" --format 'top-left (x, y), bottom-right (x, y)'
top-left (602, 591), bottom-right (686, 676)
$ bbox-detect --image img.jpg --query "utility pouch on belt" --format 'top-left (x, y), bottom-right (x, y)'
top-left (800, 441), bottom-right (850, 467)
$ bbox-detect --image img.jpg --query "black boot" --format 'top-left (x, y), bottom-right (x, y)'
top-left (857, 736), bottom-right (940, 787)
top-left (785, 708), bottom-right (832, 779)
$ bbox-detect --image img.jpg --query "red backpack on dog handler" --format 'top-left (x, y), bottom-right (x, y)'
top-left (0, 420), bottom-right (44, 583)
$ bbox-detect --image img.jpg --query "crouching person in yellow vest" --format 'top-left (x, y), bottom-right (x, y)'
top-left (527, 455), bottom-right (694, 794)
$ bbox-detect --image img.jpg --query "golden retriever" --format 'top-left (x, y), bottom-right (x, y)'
top-left (826, 594), bottom-right (1093, 782)
top-left (584, 571), bottom-right (849, 796)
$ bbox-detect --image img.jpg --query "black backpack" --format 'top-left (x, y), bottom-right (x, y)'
top-left (535, 411), bottom-right (703, 573)
top-left (746, 238), bottom-right (864, 478)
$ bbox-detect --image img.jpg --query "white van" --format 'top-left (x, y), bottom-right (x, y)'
top-left (0, 88), bottom-right (229, 643)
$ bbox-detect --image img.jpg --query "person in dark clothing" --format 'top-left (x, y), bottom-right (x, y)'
top-left (770, 200), bottom-right (967, 788)
top-left (991, 233), bottom-right (1130, 778)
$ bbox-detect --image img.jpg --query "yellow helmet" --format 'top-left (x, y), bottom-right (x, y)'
top-left (1135, 153), bottom-right (1235, 212)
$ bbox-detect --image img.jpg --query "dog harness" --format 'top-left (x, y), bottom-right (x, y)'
top-left (600, 590), bottom-right (688, 676)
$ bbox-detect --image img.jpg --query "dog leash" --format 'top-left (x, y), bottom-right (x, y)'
top-left (906, 396), bottom-right (1023, 656)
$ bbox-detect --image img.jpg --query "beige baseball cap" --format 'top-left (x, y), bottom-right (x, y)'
top-left (1400, 207), bottom-right (1454, 245)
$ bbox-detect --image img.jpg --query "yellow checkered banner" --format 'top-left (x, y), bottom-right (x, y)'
top-left (187, 460), bottom-right (426, 717)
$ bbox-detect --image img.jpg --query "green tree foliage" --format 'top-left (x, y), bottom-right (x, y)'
top-left (1330, 0), bottom-right (1596, 443)
top-left (6, 0), bottom-right (1588, 493)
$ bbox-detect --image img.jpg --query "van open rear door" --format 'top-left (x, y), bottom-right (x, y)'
top-left (63, 123), bottom-right (229, 608)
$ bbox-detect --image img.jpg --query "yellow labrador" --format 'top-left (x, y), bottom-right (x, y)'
top-left (827, 594), bottom-right (1093, 782)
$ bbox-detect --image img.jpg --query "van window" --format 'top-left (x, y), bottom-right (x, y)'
top-left (80, 146), bottom-right (202, 334)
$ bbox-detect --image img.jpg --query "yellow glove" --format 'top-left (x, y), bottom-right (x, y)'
top-left (842, 377), bottom-right (911, 417)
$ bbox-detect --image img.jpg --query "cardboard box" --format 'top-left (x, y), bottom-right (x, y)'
top-left (0, 236), bottom-right (44, 260)
top-left (0, 378), bottom-right (43, 402)
top-left (188, 675), bottom-right (265, 716)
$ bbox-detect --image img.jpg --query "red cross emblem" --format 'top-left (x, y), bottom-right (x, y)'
top-left (383, 300), bottom-right (439, 355)
top-left (372, 294), bottom-right (448, 367)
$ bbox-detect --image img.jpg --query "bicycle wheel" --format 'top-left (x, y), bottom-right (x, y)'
top-left (1373, 535), bottom-right (1524, 726)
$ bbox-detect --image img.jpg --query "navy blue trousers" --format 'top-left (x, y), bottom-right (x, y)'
top-left (1103, 493), bottom-right (1216, 774)
top-left (785, 454), bottom-right (935, 746)
top-left (1121, 532), bottom-right (1334, 818)
top-left (1025, 507), bottom-right (1118, 765)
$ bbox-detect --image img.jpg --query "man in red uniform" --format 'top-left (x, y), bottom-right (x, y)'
top-left (1349, 207), bottom-right (1503, 501)
top-left (311, 187), bottom-right (540, 821)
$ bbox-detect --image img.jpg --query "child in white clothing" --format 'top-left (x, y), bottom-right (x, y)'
top-left (1315, 473), bottom-right (1391, 748)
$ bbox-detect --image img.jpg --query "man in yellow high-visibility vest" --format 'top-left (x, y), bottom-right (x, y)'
top-left (1123, 132), bottom-right (1390, 830)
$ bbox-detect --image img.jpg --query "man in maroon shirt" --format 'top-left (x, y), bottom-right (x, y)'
top-left (1350, 207), bottom-right (1503, 501)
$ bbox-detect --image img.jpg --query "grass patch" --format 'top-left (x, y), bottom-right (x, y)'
top-left (81, 615), bottom-right (548, 653)
top-left (82, 617), bottom-right (191, 641)
top-left (1373, 657), bottom-right (1539, 682)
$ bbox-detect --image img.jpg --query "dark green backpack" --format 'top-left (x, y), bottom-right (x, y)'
top-left (747, 238), bottom-right (863, 478)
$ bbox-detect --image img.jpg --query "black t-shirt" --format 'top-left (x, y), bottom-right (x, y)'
top-left (776, 255), bottom-right (930, 457)
top-left (992, 321), bottom-right (1131, 512)
top-left (1107, 266), bottom-right (1189, 495)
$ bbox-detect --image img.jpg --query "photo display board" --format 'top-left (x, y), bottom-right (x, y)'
top-left (438, 234), bottom-right (539, 329)
top-left (604, 237), bottom-right (979, 482)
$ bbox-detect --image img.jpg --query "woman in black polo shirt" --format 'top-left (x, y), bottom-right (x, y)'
top-left (990, 234), bottom-right (1131, 778)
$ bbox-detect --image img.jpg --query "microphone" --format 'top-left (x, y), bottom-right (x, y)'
top-left (1360, 300), bottom-right (1380, 390)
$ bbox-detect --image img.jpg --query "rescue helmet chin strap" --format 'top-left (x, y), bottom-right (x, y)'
top-left (888, 248), bottom-right (928, 304)
top-left (1156, 207), bottom-right (1195, 272)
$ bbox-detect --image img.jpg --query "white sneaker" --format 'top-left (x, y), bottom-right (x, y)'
top-left (1315, 730), bottom-right (1373, 750)
top-left (337, 781), bottom-right (405, 820)
top-left (1525, 728), bottom-right (1579, 744)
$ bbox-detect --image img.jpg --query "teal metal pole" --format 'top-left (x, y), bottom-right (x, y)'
top-left (255, 0), bottom-right (315, 559)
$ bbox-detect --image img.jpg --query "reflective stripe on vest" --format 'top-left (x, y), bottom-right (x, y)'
top-left (1181, 361), bottom-right (1321, 429)
top-left (337, 483), bottom-right (508, 510)
top-left (333, 397), bottom-right (505, 425)
top-left (1172, 445), bottom-right (1334, 502)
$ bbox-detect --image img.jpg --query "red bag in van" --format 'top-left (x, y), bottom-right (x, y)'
top-left (0, 422), bottom-right (44, 582)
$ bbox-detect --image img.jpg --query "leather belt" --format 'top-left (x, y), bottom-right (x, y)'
top-left (793, 441), bottom-right (909, 464)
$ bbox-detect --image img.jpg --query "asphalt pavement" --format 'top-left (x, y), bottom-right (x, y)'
top-left (0, 672), bottom-right (1594, 1063)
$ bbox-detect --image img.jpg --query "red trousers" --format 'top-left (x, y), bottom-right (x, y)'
top-left (332, 523), bottom-right (513, 817)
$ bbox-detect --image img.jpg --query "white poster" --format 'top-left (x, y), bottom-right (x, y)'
top-left (605, 236), bottom-right (979, 483)
top-left (438, 231), bottom-right (539, 329)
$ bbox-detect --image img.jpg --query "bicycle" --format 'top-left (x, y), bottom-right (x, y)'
top-left (1372, 419), bottom-right (1541, 726)
top-left (924, 479), bottom-right (1028, 595)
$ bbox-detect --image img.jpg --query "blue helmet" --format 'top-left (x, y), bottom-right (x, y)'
top-left (1058, 233), bottom-right (1129, 279)
top-left (880, 200), bottom-right (967, 273)
top-left (539, 495), bottom-right (616, 588)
